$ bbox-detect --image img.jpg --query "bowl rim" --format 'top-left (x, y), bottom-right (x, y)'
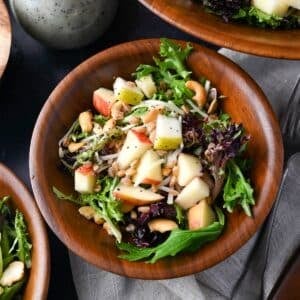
top-left (138, 0), bottom-right (300, 60)
top-left (0, 163), bottom-right (50, 299)
top-left (0, 0), bottom-right (12, 79)
top-left (29, 38), bottom-right (284, 279)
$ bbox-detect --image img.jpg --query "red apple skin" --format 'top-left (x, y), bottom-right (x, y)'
top-left (77, 164), bottom-right (94, 176)
top-left (113, 191), bottom-right (163, 206)
top-left (93, 89), bottom-right (115, 117)
top-left (131, 129), bottom-right (152, 145)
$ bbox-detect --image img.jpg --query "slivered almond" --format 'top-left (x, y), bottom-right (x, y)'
top-left (68, 142), bottom-right (85, 153)
top-left (148, 219), bottom-right (178, 233)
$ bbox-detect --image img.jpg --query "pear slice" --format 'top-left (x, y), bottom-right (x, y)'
top-left (135, 74), bottom-right (157, 98)
top-left (113, 77), bottom-right (144, 105)
top-left (154, 115), bottom-right (182, 150)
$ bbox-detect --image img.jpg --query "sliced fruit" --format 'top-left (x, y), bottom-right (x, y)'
top-left (93, 87), bottom-right (116, 117)
top-left (120, 202), bottom-right (135, 213)
top-left (175, 177), bottom-right (210, 210)
top-left (74, 164), bottom-right (96, 194)
top-left (177, 153), bottom-right (202, 186)
top-left (148, 219), bottom-right (178, 233)
top-left (117, 129), bottom-right (152, 169)
top-left (113, 184), bottom-right (163, 205)
top-left (252, 0), bottom-right (289, 17)
top-left (113, 77), bottom-right (144, 105)
top-left (134, 150), bottom-right (163, 186)
top-left (78, 111), bottom-right (93, 133)
top-left (135, 74), bottom-right (157, 98)
top-left (188, 199), bottom-right (216, 230)
top-left (154, 115), bottom-right (182, 150)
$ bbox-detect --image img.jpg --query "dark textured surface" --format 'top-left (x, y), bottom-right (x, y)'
top-left (0, 0), bottom-right (216, 299)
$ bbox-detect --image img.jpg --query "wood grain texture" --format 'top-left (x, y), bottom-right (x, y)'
top-left (272, 253), bottom-right (300, 300)
top-left (29, 39), bottom-right (284, 279)
top-left (139, 0), bottom-right (300, 59)
top-left (0, 0), bottom-right (11, 79)
top-left (0, 164), bottom-right (50, 299)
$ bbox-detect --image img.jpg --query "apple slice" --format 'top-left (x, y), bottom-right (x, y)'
top-left (177, 153), bottom-right (202, 186)
top-left (154, 115), bottom-right (182, 150)
top-left (134, 150), bottom-right (163, 186)
top-left (175, 177), bottom-right (210, 210)
top-left (74, 164), bottom-right (96, 194)
top-left (113, 184), bottom-right (163, 205)
top-left (188, 199), bottom-right (216, 230)
top-left (135, 75), bottom-right (157, 98)
top-left (93, 87), bottom-right (116, 117)
top-left (148, 219), bottom-right (178, 233)
top-left (117, 129), bottom-right (152, 169)
top-left (113, 77), bottom-right (144, 105)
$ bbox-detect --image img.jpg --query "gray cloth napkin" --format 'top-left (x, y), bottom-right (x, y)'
top-left (69, 50), bottom-right (300, 300)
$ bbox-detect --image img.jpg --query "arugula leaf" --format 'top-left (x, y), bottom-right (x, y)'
top-left (174, 204), bottom-right (185, 226)
top-left (93, 114), bottom-right (108, 126)
top-left (52, 187), bottom-right (83, 205)
top-left (117, 207), bottom-right (224, 263)
top-left (223, 159), bottom-right (255, 216)
top-left (53, 177), bottom-right (124, 242)
top-left (0, 278), bottom-right (26, 300)
top-left (159, 38), bottom-right (192, 80)
top-left (233, 6), bottom-right (282, 28)
top-left (134, 38), bottom-right (194, 106)
top-left (134, 65), bottom-right (158, 80)
top-left (14, 211), bottom-right (32, 268)
top-left (75, 128), bottom-right (123, 165)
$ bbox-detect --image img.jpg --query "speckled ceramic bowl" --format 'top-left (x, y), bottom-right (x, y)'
top-left (10, 0), bottom-right (118, 49)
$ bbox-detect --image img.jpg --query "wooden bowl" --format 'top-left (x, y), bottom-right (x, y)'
top-left (0, 164), bottom-right (50, 299)
top-left (139, 0), bottom-right (300, 59)
top-left (29, 39), bottom-right (283, 279)
top-left (0, 0), bottom-right (11, 79)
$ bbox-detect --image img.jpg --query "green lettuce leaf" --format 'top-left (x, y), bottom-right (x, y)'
top-left (223, 159), bottom-right (255, 216)
top-left (134, 38), bottom-right (194, 106)
top-left (117, 207), bottom-right (225, 263)
top-left (14, 211), bottom-right (32, 268)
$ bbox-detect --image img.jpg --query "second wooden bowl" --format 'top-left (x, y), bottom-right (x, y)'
top-left (30, 39), bottom-right (283, 279)
top-left (0, 0), bottom-right (11, 79)
top-left (139, 0), bottom-right (300, 59)
top-left (0, 164), bottom-right (50, 299)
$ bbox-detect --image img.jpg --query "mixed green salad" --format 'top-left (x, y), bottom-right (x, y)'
top-left (0, 196), bottom-right (31, 299)
top-left (197, 0), bottom-right (300, 29)
top-left (54, 39), bottom-right (255, 263)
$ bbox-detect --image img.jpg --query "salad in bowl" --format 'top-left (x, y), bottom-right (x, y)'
top-left (0, 196), bottom-right (31, 299)
top-left (198, 0), bottom-right (300, 28)
top-left (54, 39), bottom-right (255, 263)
